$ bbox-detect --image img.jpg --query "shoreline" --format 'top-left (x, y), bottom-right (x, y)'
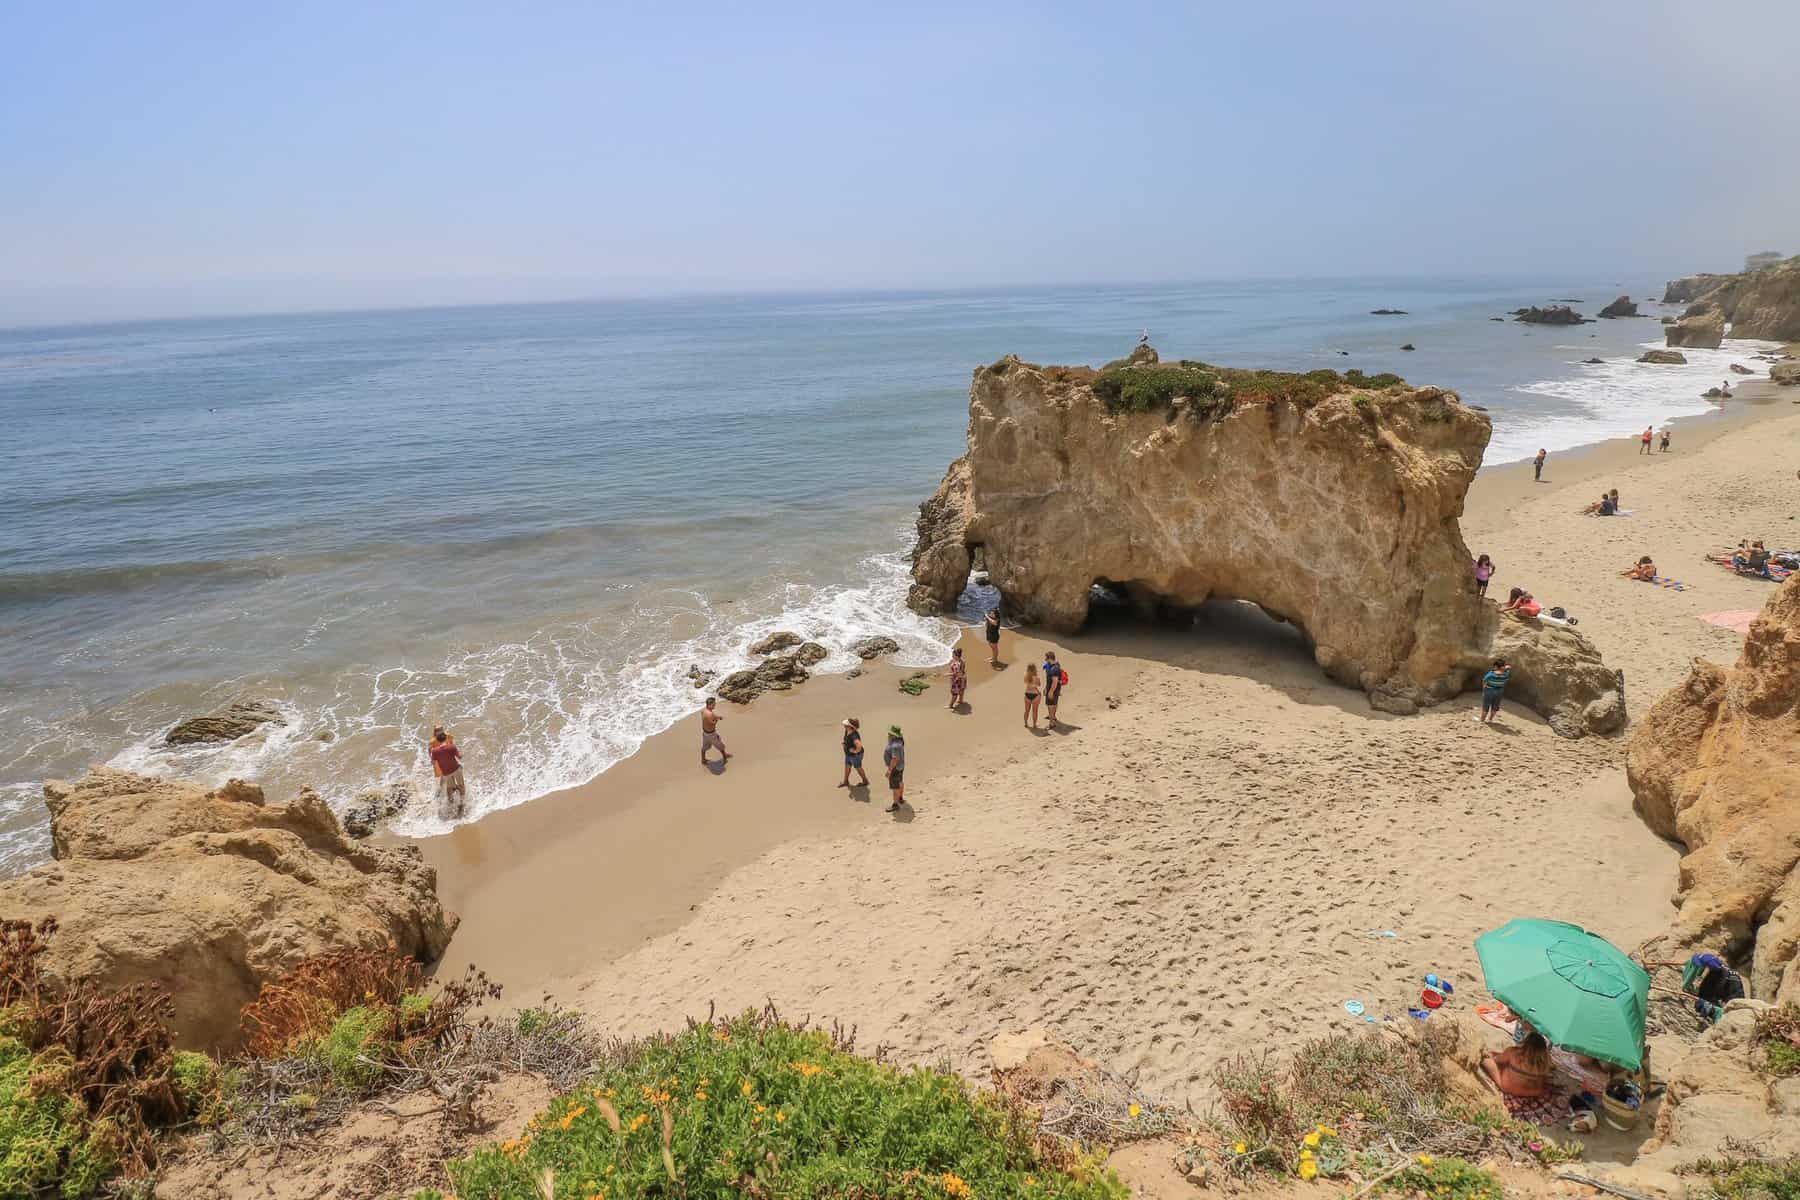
top-left (421, 373), bottom-right (1800, 1009)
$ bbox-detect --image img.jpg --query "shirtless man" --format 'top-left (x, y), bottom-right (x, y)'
top-left (700, 696), bottom-right (731, 766)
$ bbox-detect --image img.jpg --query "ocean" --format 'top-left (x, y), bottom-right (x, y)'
top-left (0, 279), bottom-right (1772, 878)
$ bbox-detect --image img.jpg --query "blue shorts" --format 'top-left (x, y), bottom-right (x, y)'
top-left (1481, 691), bottom-right (1504, 714)
top-left (845, 751), bottom-right (864, 768)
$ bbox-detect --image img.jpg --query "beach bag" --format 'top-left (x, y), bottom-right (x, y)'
top-left (1548, 606), bottom-right (1566, 620)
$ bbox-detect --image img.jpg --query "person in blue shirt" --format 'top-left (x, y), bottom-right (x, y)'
top-left (1041, 651), bottom-right (1067, 728)
top-left (1478, 658), bottom-right (1511, 724)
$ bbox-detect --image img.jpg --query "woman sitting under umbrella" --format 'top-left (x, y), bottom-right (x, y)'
top-left (1479, 1029), bottom-right (1562, 1123)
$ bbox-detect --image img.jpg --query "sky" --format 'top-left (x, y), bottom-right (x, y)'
top-left (2, 0), bottom-right (1798, 325)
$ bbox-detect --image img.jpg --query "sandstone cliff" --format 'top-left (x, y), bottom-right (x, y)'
top-left (1666, 308), bottom-right (1724, 349)
top-left (908, 350), bottom-right (1624, 735)
top-left (1626, 574), bottom-right (1800, 1004)
top-left (0, 768), bottom-right (458, 1049)
top-left (1662, 256), bottom-right (1800, 342)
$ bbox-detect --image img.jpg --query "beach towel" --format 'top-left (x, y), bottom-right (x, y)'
top-left (1502, 1091), bottom-right (1573, 1125)
top-left (1476, 1003), bottom-right (1519, 1037)
top-left (1700, 610), bottom-right (1759, 635)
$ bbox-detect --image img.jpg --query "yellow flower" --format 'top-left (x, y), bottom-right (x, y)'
top-left (942, 1172), bottom-right (973, 1198)
top-left (776, 1110), bottom-right (787, 1123)
top-left (1128, 1103), bottom-right (1141, 1118)
top-left (586, 1193), bottom-right (605, 1200)
top-left (1233, 1141), bottom-right (1248, 1155)
top-left (740, 1079), bottom-right (754, 1097)
top-left (1417, 1154), bottom-right (1434, 1167)
top-left (1304, 1131), bottom-right (1321, 1148)
top-left (713, 1027), bottom-right (730, 1042)
top-left (790, 1060), bottom-right (824, 1078)
top-left (1300, 1148), bottom-right (1315, 1161)
top-left (1299, 1160), bottom-right (1319, 1181)
top-left (754, 1103), bottom-right (767, 1114)
top-left (694, 1089), bottom-right (708, 1101)
top-left (1319, 1125), bottom-right (1337, 1137)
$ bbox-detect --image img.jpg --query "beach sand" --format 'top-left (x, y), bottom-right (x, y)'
top-left (422, 383), bottom-right (1800, 1108)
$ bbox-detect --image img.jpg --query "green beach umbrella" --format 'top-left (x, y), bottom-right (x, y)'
top-left (1474, 917), bottom-right (1650, 1072)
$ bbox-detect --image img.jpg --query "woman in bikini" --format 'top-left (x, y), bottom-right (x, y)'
top-left (1022, 662), bottom-right (1041, 729)
top-left (1480, 1031), bottom-right (1563, 1123)
top-left (1622, 556), bottom-right (1656, 581)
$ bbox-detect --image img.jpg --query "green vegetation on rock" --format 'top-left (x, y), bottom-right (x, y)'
top-left (319, 1004), bottom-right (395, 1089)
top-left (432, 1010), bottom-right (1125, 1199)
top-left (1, 1037), bottom-right (120, 1200)
top-left (1089, 360), bottom-right (1406, 419)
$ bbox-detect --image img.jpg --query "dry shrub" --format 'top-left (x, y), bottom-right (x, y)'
top-left (1, 916), bottom-right (185, 1180)
top-left (240, 947), bottom-right (426, 1056)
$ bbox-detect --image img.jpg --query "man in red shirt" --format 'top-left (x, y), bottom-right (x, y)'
top-left (430, 726), bottom-right (467, 816)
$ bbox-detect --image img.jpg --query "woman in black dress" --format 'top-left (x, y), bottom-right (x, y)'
top-left (984, 608), bottom-right (1002, 666)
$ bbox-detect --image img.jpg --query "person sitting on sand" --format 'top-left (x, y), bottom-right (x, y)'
top-left (838, 717), bottom-right (869, 789)
top-left (1623, 556), bottom-right (1657, 581)
top-left (1471, 554), bottom-right (1495, 598)
top-left (1734, 541), bottom-right (1773, 578)
top-left (1481, 1032), bottom-right (1564, 1123)
top-left (947, 646), bottom-right (967, 710)
top-left (1500, 587), bottom-right (1541, 618)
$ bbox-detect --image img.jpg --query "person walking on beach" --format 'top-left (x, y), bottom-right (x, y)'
top-left (1659, 427), bottom-right (1671, 453)
top-left (947, 647), bottom-right (966, 710)
top-left (1041, 650), bottom-right (1066, 728)
top-left (882, 725), bottom-right (906, 812)
top-left (1472, 554), bottom-right (1495, 598)
top-left (1533, 448), bottom-right (1546, 482)
top-left (839, 717), bottom-right (869, 789)
top-left (700, 696), bottom-right (731, 766)
top-left (1640, 426), bottom-right (1653, 455)
top-left (984, 608), bottom-right (1002, 667)
top-left (1477, 659), bottom-right (1511, 725)
top-left (1022, 662), bottom-right (1042, 729)
top-left (430, 726), bottom-right (467, 816)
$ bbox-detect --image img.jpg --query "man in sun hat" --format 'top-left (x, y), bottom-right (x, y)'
top-left (838, 717), bottom-right (869, 789)
top-left (882, 724), bottom-right (906, 813)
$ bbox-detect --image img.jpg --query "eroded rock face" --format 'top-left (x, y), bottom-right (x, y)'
top-left (1666, 308), bottom-right (1725, 349)
top-left (1626, 574), bottom-right (1800, 1003)
top-left (908, 353), bottom-right (1624, 733)
top-left (0, 767), bottom-right (457, 1050)
top-left (1662, 257), bottom-right (1800, 342)
top-left (164, 699), bottom-right (284, 745)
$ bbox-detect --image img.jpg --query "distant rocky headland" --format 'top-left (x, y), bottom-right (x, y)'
top-left (906, 344), bottom-right (1625, 736)
top-left (1662, 253), bottom-right (1800, 347)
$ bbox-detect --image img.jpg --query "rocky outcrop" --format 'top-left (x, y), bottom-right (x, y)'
top-left (1666, 308), bottom-right (1724, 349)
top-left (0, 768), bottom-right (457, 1050)
top-left (1513, 305), bottom-right (1588, 325)
top-left (716, 653), bottom-right (810, 703)
top-left (795, 641), bottom-right (829, 666)
top-left (1598, 295), bottom-right (1640, 318)
top-left (1638, 350), bottom-right (1688, 364)
top-left (849, 635), bottom-right (900, 660)
top-left (747, 631), bottom-right (802, 656)
top-left (908, 352), bottom-right (1624, 734)
top-left (164, 699), bottom-right (284, 745)
top-left (1626, 574), bottom-right (1800, 1003)
top-left (1772, 362), bottom-right (1800, 386)
top-left (1662, 256), bottom-right (1800, 342)
top-left (342, 781), bottom-right (411, 839)
top-left (1369, 308), bottom-right (1408, 315)
top-left (1729, 363), bottom-right (1755, 375)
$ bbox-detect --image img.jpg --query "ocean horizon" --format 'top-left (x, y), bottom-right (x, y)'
top-left (0, 278), bottom-right (1772, 878)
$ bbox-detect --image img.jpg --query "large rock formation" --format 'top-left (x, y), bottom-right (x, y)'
top-left (1662, 256), bottom-right (1800, 342)
top-left (1666, 308), bottom-right (1725, 349)
top-left (1773, 361), bottom-right (1800, 386)
top-left (908, 350), bottom-right (1624, 735)
top-left (1598, 295), bottom-right (1640, 318)
top-left (0, 768), bottom-right (458, 1049)
top-left (1638, 349), bottom-right (1688, 365)
top-left (1513, 305), bottom-right (1588, 325)
top-left (1626, 574), bottom-right (1800, 1004)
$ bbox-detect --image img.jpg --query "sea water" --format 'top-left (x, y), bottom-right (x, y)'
top-left (0, 280), bottom-right (1775, 877)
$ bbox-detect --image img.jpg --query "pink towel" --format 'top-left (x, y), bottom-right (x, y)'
top-left (1699, 611), bottom-right (1758, 635)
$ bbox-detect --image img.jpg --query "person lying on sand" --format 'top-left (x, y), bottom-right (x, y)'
top-left (1500, 587), bottom-right (1541, 618)
top-left (1622, 556), bottom-right (1657, 581)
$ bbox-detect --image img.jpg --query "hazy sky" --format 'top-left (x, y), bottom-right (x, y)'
top-left (3, 1), bottom-right (1798, 324)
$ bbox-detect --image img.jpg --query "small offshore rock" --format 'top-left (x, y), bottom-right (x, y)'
top-left (717, 653), bottom-right (811, 704)
top-left (1729, 363), bottom-right (1754, 375)
top-left (1514, 305), bottom-right (1589, 326)
top-left (1583, 357), bottom-right (1605, 364)
top-left (686, 665), bottom-right (717, 689)
top-left (1400, 343), bottom-right (1416, 351)
top-left (747, 630), bottom-right (802, 656)
top-left (1598, 295), bottom-right (1640, 318)
top-left (849, 635), bottom-right (900, 660)
top-left (1369, 308), bottom-right (1408, 315)
top-left (1638, 349), bottom-right (1688, 365)
top-left (165, 700), bottom-right (285, 746)
top-left (794, 641), bottom-right (829, 666)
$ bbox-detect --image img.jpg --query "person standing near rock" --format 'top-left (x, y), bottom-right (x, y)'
top-left (882, 725), bottom-right (906, 812)
top-left (430, 726), bottom-right (467, 816)
top-left (1640, 426), bottom-right (1654, 455)
top-left (1472, 554), bottom-right (1495, 598)
top-left (1041, 651), bottom-right (1066, 727)
top-left (947, 647), bottom-right (966, 710)
top-left (1477, 659), bottom-right (1511, 725)
top-left (984, 608), bottom-right (1002, 667)
top-left (838, 718), bottom-right (868, 789)
top-left (700, 697), bottom-right (731, 767)
top-left (1533, 448), bottom-right (1547, 481)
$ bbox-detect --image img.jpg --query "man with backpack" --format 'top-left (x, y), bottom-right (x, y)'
top-left (1042, 651), bottom-right (1068, 728)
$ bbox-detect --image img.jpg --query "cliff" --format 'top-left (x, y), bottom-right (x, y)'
top-left (1626, 574), bottom-right (1800, 1004)
top-left (0, 768), bottom-right (458, 1049)
top-left (1662, 255), bottom-right (1800, 342)
top-left (908, 348), bottom-right (1625, 735)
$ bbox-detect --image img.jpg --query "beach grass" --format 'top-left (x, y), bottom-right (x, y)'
top-left (1090, 360), bottom-right (1406, 418)
top-left (426, 1008), bottom-right (1125, 1199)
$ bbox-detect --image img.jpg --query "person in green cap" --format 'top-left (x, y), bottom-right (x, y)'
top-left (882, 725), bottom-right (906, 812)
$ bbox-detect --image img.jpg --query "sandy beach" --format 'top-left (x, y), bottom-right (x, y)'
top-left (422, 381), bottom-right (1800, 1108)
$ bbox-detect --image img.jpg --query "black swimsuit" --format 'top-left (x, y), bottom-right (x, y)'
top-left (985, 618), bottom-right (1000, 644)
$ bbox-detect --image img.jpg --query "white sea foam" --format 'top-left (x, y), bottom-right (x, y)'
top-left (1490, 335), bottom-right (1781, 465)
top-left (102, 529), bottom-right (961, 839)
